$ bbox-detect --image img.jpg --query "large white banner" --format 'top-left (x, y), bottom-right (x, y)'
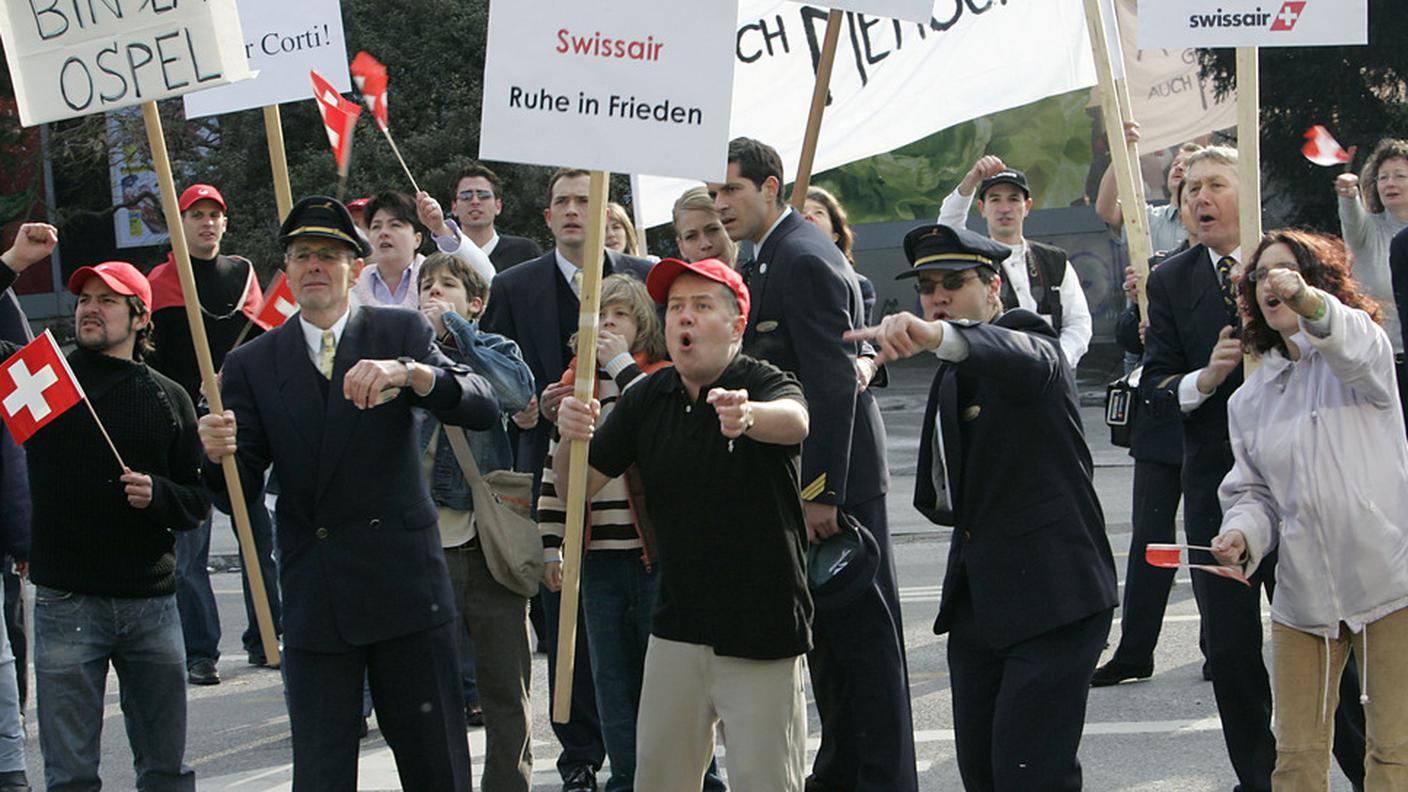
top-left (1138, 0), bottom-right (1367, 49)
top-left (794, 0), bottom-right (934, 25)
top-left (479, 0), bottom-right (738, 182)
top-left (183, 0), bottom-right (350, 119)
top-left (0, 0), bottom-right (252, 127)
top-left (636, 0), bottom-right (1096, 228)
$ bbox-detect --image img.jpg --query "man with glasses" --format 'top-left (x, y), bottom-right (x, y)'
top-left (451, 164), bottom-right (542, 273)
top-left (198, 196), bottom-right (501, 790)
top-left (849, 223), bottom-right (1116, 791)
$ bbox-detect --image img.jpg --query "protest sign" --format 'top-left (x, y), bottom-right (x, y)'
top-left (183, 0), bottom-right (350, 119)
top-left (792, 0), bottom-right (935, 25)
top-left (636, 0), bottom-right (1095, 227)
top-left (479, 0), bottom-right (738, 182)
top-left (1137, 0), bottom-right (1367, 49)
top-left (0, 0), bottom-right (252, 126)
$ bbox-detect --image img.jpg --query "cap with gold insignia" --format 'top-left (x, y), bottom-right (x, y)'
top-left (278, 195), bottom-right (371, 258)
top-left (897, 223), bottom-right (1010, 279)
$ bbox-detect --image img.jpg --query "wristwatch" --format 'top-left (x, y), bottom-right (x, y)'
top-left (396, 356), bottom-right (419, 385)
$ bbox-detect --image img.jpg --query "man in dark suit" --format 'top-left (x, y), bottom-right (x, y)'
top-left (198, 196), bottom-right (499, 791)
top-left (851, 223), bottom-right (1117, 790)
top-left (1142, 147), bottom-right (1366, 791)
top-left (451, 163), bottom-right (542, 273)
top-left (480, 168), bottom-right (652, 792)
top-left (709, 137), bottom-right (912, 792)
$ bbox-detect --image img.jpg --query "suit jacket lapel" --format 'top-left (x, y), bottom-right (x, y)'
top-left (1187, 246), bottom-right (1222, 318)
top-left (317, 308), bottom-right (367, 497)
top-left (938, 364), bottom-right (962, 520)
top-left (275, 320), bottom-right (324, 455)
top-left (743, 211), bottom-right (797, 346)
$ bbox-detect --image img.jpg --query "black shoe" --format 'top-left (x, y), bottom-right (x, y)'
top-left (562, 765), bottom-right (598, 792)
top-left (804, 775), bottom-right (846, 792)
top-left (247, 649), bottom-right (281, 669)
top-left (1090, 659), bottom-right (1153, 687)
top-left (465, 704), bottom-right (484, 727)
top-left (359, 717), bottom-right (370, 739)
top-left (187, 659), bottom-right (220, 686)
top-left (0, 769), bottom-right (30, 791)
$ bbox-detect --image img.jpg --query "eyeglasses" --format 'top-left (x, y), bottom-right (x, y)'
top-left (914, 271), bottom-right (978, 294)
top-left (456, 189), bottom-right (494, 202)
top-left (1246, 265), bottom-right (1294, 283)
top-left (287, 247), bottom-right (352, 265)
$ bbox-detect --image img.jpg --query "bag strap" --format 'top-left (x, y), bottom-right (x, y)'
top-left (442, 427), bottom-right (486, 487)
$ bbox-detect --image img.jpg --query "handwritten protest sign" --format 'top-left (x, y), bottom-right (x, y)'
top-left (794, 0), bottom-right (935, 25)
top-left (479, 0), bottom-right (738, 182)
top-left (183, 0), bottom-right (350, 119)
top-left (1138, 0), bottom-right (1367, 49)
top-left (0, 0), bottom-right (251, 127)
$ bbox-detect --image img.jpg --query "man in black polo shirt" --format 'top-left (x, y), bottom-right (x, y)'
top-left (556, 257), bottom-right (812, 791)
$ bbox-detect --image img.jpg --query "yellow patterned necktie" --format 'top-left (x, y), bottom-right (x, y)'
top-left (318, 329), bottom-right (336, 379)
top-left (571, 268), bottom-right (583, 298)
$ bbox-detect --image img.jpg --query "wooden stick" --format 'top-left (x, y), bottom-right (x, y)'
top-left (1236, 47), bottom-right (1262, 375)
top-left (788, 9), bottom-right (843, 210)
top-left (553, 170), bottom-right (609, 724)
top-left (1082, 0), bottom-right (1152, 318)
top-left (263, 105), bottom-right (295, 223)
top-left (84, 397), bottom-right (126, 472)
top-left (379, 126), bottom-right (420, 194)
top-left (140, 102), bottom-right (281, 669)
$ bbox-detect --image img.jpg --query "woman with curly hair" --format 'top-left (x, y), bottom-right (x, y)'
top-left (1212, 229), bottom-right (1408, 790)
top-left (1336, 139), bottom-right (1408, 356)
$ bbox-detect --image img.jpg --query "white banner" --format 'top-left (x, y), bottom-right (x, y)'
top-left (0, 0), bottom-right (252, 127)
top-left (479, 0), bottom-right (738, 182)
top-left (1137, 0), bottom-right (1367, 49)
top-left (636, 0), bottom-right (1096, 228)
top-left (183, 0), bottom-right (350, 119)
top-left (792, 0), bottom-right (935, 25)
top-left (1116, 0), bottom-right (1236, 152)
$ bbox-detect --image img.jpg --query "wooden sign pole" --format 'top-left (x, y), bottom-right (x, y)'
top-left (788, 9), bottom-right (843, 210)
top-left (1235, 47), bottom-right (1263, 260)
top-left (263, 105), bottom-right (295, 221)
top-left (552, 170), bottom-right (610, 724)
top-left (140, 102), bottom-right (281, 668)
top-left (1083, 0), bottom-right (1153, 317)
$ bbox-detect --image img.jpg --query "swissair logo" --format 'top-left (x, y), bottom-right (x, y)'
top-left (1270, 1), bottom-right (1307, 31)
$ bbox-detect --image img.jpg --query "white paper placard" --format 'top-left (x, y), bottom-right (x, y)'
top-left (183, 0), bottom-right (350, 119)
top-left (0, 0), bottom-right (252, 126)
top-left (1137, 0), bottom-right (1367, 49)
top-left (479, 0), bottom-right (738, 182)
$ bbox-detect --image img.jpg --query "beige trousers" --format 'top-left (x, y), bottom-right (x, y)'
top-left (1271, 606), bottom-right (1408, 791)
top-left (634, 636), bottom-right (807, 792)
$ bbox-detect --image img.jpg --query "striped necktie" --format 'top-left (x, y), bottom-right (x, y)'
top-left (1216, 256), bottom-right (1241, 329)
top-left (318, 329), bottom-right (336, 379)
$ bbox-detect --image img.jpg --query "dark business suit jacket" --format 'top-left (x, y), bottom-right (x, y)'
top-left (742, 210), bottom-right (887, 506)
top-left (488, 234), bottom-right (543, 273)
top-left (917, 310), bottom-right (1117, 649)
top-left (481, 248), bottom-right (652, 477)
top-left (209, 306), bottom-right (499, 652)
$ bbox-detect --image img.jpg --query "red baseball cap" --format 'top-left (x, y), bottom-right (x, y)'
top-left (346, 198), bottom-right (369, 212)
top-left (178, 184), bottom-right (226, 212)
top-left (68, 261), bottom-right (152, 309)
top-left (646, 258), bottom-right (750, 320)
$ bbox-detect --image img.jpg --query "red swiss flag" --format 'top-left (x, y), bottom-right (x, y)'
top-left (349, 51), bottom-right (390, 132)
top-left (0, 330), bottom-right (84, 444)
top-left (253, 272), bottom-right (299, 331)
top-left (310, 69), bottom-right (363, 175)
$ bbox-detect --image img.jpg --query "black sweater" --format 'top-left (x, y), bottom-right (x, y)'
top-left (13, 346), bottom-right (210, 597)
top-left (148, 253), bottom-right (262, 406)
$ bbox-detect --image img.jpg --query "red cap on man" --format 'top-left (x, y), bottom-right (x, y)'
top-left (67, 262), bottom-right (152, 310)
top-left (646, 258), bottom-right (750, 320)
top-left (178, 184), bottom-right (226, 213)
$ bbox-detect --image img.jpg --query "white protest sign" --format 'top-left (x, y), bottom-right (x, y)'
top-left (183, 0), bottom-right (350, 119)
top-left (791, 0), bottom-right (935, 25)
top-left (0, 0), bottom-right (252, 127)
top-left (1138, 0), bottom-right (1366, 49)
top-left (479, 0), bottom-right (738, 182)
top-left (637, 0), bottom-right (1095, 227)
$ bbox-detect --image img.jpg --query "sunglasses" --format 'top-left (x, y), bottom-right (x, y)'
top-left (914, 271), bottom-right (978, 294)
top-left (456, 189), bottom-right (494, 202)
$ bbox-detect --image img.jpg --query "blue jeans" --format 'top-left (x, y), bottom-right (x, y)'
top-left (582, 551), bottom-right (724, 792)
top-left (173, 517), bottom-right (219, 666)
top-left (34, 587), bottom-right (194, 791)
top-left (0, 604), bottom-right (23, 773)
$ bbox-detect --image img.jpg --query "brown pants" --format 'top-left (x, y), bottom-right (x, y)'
top-left (1271, 606), bottom-right (1408, 791)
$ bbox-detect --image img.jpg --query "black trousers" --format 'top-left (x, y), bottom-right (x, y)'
top-left (948, 595), bottom-right (1112, 792)
top-left (808, 495), bottom-right (918, 792)
top-left (540, 583), bottom-right (605, 778)
top-left (284, 619), bottom-right (470, 792)
top-left (1111, 459), bottom-right (1182, 665)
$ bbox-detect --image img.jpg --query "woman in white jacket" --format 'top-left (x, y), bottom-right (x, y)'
top-left (1212, 229), bottom-right (1408, 790)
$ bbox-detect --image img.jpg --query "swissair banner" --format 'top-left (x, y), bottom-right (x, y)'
top-left (1137, 0), bottom-right (1367, 49)
top-left (635, 0), bottom-right (1097, 228)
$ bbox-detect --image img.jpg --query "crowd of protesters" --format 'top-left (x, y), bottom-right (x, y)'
top-left (1, 129), bottom-right (1407, 792)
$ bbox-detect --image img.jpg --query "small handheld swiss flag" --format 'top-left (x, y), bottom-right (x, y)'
top-left (349, 51), bottom-right (390, 132)
top-left (1145, 543), bottom-right (1250, 586)
top-left (1301, 125), bottom-right (1352, 168)
top-left (253, 273), bottom-right (299, 331)
top-left (0, 330), bottom-right (84, 444)
top-left (310, 70), bottom-right (363, 176)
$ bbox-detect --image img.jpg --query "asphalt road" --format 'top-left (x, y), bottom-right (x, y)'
top-left (15, 354), bottom-right (1357, 790)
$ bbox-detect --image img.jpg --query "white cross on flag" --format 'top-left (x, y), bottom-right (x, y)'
top-left (1301, 124), bottom-right (1351, 167)
top-left (310, 70), bottom-right (363, 176)
top-left (253, 273), bottom-right (299, 331)
top-left (0, 331), bottom-right (84, 444)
